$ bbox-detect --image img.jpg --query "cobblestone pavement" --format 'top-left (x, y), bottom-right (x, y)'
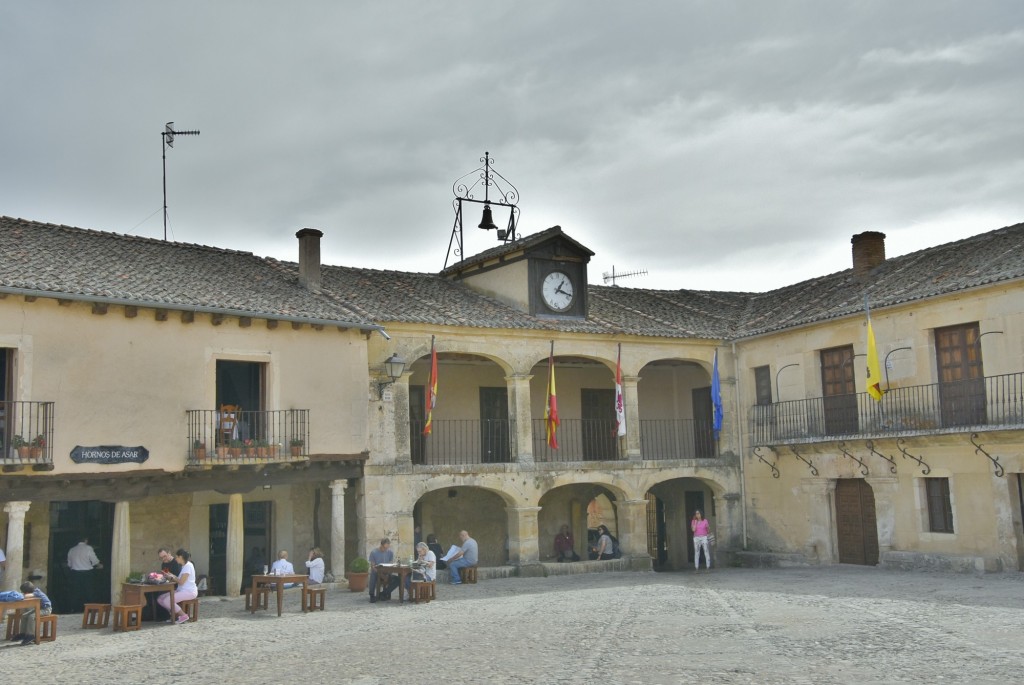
top-left (5, 566), bottom-right (1023, 684)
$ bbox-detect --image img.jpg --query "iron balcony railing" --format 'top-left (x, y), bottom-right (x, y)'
top-left (186, 409), bottom-right (309, 463)
top-left (1, 400), bottom-right (55, 466)
top-left (532, 418), bottom-right (624, 463)
top-left (639, 419), bottom-right (717, 459)
top-left (750, 372), bottom-right (1024, 445)
top-left (411, 419), bottom-right (513, 465)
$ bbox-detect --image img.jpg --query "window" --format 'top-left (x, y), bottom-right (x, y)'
top-left (925, 478), bottom-right (954, 533)
top-left (753, 366), bottom-right (772, 405)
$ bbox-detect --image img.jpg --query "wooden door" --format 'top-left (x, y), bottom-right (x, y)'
top-left (821, 345), bottom-right (859, 435)
top-left (409, 385), bottom-right (426, 465)
top-left (479, 387), bottom-right (509, 463)
top-left (692, 386), bottom-right (716, 457)
top-left (581, 388), bottom-right (616, 460)
top-left (935, 323), bottom-right (986, 427)
top-left (835, 479), bottom-right (879, 565)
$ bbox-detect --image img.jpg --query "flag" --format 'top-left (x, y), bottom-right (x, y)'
top-left (711, 349), bottom-right (723, 439)
top-left (866, 317), bottom-right (884, 402)
top-left (422, 336), bottom-right (438, 435)
top-left (545, 342), bottom-right (559, 449)
top-left (614, 343), bottom-right (626, 437)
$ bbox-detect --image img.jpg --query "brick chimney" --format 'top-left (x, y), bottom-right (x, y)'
top-left (296, 228), bottom-right (323, 292)
top-left (851, 231), bottom-right (886, 278)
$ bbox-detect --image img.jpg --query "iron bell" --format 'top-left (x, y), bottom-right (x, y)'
top-left (478, 204), bottom-right (498, 231)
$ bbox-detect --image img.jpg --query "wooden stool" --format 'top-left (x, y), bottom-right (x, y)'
top-left (245, 586), bottom-right (268, 611)
top-left (302, 587), bottom-right (326, 611)
top-left (112, 605), bottom-right (143, 632)
top-left (462, 566), bottom-right (478, 584)
top-left (5, 610), bottom-right (24, 639)
top-left (39, 614), bottom-right (57, 642)
top-left (82, 603), bottom-right (111, 629)
top-left (412, 581), bottom-right (435, 603)
top-left (178, 598), bottom-right (199, 622)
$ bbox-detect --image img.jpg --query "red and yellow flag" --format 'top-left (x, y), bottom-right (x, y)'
top-left (545, 342), bottom-right (559, 449)
top-left (423, 336), bottom-right (438, 435)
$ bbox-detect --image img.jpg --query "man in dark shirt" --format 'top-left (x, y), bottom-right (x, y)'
top-left (147, 547), bottom-right (182, 621)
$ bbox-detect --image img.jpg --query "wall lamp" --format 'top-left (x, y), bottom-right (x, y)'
top-left (378, 353), bottom-right (406, 397)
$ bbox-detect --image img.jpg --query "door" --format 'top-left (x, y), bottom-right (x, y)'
top-left (684, 490), bottom-right (706, 564)
top-left (581, 388), bottom-right (616, 460)
top-left (479, 387), bottom-right (510, 463)
top-left (410, 385), bottom-right (426, 465)
top-left (216, 360), bottom-right (266, 441)
top-left (209, 501), bottom-right (272, 595)
top-left (48, 501), bottom-right (114, 613)
top-left (935, 323), bottom-right (986, 427)
top-left (646, 493), bottom-right (667, 569)
top-left (821, 345), bottom-right (859, 435)
top-left (692, 386), bottom-right (716, 457)
top-left (835, 479), bottom-right (879, 565)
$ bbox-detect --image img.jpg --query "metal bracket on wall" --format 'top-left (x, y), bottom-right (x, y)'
top-left (970, 433), bottom-right (1005, 478)
top-left (896, 438), bottom-right (931, 475)
top-left (787, 445), bottom-right (819, 476)
top-left (837, 442), bottom-right (869, 476)
top-left (753, 446), bottom-right (780, 478)
top-left (864, 440), bottom-right (897, 475)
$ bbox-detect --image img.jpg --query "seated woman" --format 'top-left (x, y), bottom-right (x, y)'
top-left (305, 547), bottom-right (325, 584)
top-left (426, 533), bottom-right (446, 570)
top-left (158, 548), bottom-right (198, 624)
top-left (407, 541), bottom-right (436, 595)
top-left (594, 525), bottom-right (615, 561)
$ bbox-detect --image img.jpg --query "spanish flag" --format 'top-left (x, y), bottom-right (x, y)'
top-left (423, 336), bottom-right (438, 435)
top-left (545, 342), bottom-right (559, 449)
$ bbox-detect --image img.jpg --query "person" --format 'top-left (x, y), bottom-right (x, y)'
top-left (149, 548), bottom-right (182, 621)
top-left (0, 546), bottom-right (6, 582)
top-left (68, 537), bottom-right (102, 570)
top-left (691, 510), bottom-right (711, 570)
top-left (426, 534), bottom-right (446, 570)
top-left (14, 581), bottom-right (51, 645)
top-left (594, 525), bottom-right (615, 560)
top-left (158, 548), bottom-right (198, 624)
top-left (270, 550), bottom-right (296, 588)
top-left (67, 537), bottom-right (102, 612)
top-left (446, 530), bottom-right (478, 585)
top-left (368, 538), bottom-right (398, 602)
top-left (407, 541), bottom-right (436, 595)
top-left (554, 524), bottom-right (579, 562)
top-left (305, 547), bottom-right (325, 585)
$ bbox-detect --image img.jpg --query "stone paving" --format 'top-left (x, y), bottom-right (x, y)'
top-left (5, 566), bottom-right (1023, 684)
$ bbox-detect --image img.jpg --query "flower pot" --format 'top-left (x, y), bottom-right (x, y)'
top-left (193, 448), bottom-right (207, 460)
top-left (269, 445), bottom-right (280, 458)
top-left (17, 446), bottom-right (31, 460)
top-left (256, 447), bottom-right (268, 458)
top-left (229, 447), bottom-right (242, 458)
top-left (29, 447), bottom-right (43, 459)
top-left (346, 572), bottom-right (368, 592)
top-left (217, 446), bottom-right (229, 459)
top-left (290, 446), bottom-right (302, 457)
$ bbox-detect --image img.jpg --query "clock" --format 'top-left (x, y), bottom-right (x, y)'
top-left (542, 271), bottom-right (574, 312)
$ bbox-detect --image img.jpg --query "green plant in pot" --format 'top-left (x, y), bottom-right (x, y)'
top-left (347, 556), bottom-right (370, 592)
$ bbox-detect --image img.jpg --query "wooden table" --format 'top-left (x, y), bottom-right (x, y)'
top-left (121, 582), bottom-right (176, 623)
top-left (374, 564), bottom-right (414, 602)
top-left (1, 597), bottom-right (42, 644)
top-left (250, 574), bottom-right (308, 616)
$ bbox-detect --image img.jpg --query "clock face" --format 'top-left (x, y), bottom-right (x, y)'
top-left (542, 271), bottom-right (574, 312)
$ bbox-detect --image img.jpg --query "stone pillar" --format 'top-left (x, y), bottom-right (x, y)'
top-left (109, 502), bottom-right (131, 603)
top-left (865, 476), bottom-right (898, 557)
top-left (226, 494), bottom-right (244, 597)
top-left (392, 372), bottom-right (412, 467)
top-left (330, 479), bottom-right (348, 578)
top-left (2, 501), bottom-right (30, 591)
top-left (801, 478), bottom-right (837, 564)
top-left (623, 376), bottom-right (641, 460)
top-left (506, 506), bottom-right (541, 568)
top-left (616, 499), bottom-right (651, 560)
top-left (507, 374), bottom-right (534, 465)
top-left (713, 492), bottom-right (743, 553)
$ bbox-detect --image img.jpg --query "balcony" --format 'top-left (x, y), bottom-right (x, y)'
top-left (532, 418), bottom-right (624, 463)
top-left (186, 409), bottom-right (309, 464)
top-left (0, 400), bottom-right (55, 469)
top-left (750, 372), bottom-right (1024, 445)
top-left (411, 419), bottom-right (512, 465)
top-left (640, 419), bottom-right (717, 459)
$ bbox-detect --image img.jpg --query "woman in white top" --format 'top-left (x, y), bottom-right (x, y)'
top-left (305, 547), bottom-right (325, 584)
top-left (158, 548), bottom-right (198, 624)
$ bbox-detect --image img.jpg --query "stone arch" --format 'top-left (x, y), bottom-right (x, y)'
top-left (637, 356), bottom-right (717, 460)
top-left (643, 473), bottom-right (735, 571)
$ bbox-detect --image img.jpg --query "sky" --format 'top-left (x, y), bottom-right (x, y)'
top-left (2, 2), bottom-right (1023, 292)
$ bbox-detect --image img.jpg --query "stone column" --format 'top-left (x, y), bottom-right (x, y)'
top-left (623, 376), bottom-right (641, 460)
top-left (801, 478), bottom-right (837, 564)
top-left (330, 479), bottom-right (348, 579)
top-left (226, 494), bottom-right (244, 597)
top-left (2, 501), bottom-right (30, 591)
top-left (616, 499), bottom-right (651, 562)
top-left (713, 492), bottom-right (743, 554)
top-left (392, 372), bottom-right (412, 467)
top-left (109, 502), bottom-right (131, 604)
top-left (506, 506), bottom-right (542, 570)
top-left (507, 374), bottom-right (534, 465)
top-left (865, 476), bottom-right (898, 557)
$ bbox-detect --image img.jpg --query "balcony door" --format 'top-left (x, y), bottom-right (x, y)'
top-left (581, 388), bottom-right (616, 460)
top-left (216, 360), bottom-right (266, 442)
top-left (479, 387), bottom-right (509, 463)
top-left (692, 386), bottom-right (716, 457)
top-left (935, 323), bottom-right (986, 427)
top-left (820, 345), bottom-right (858, 435)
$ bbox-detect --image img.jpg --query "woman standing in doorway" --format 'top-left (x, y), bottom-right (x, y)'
top-left (691, 510), bottom-right (711, 570)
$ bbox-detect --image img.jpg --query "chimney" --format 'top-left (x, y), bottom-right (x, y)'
top-left (851, 231), bottom-right (886, 278)
top-left (296, 228), bottom-right (323, 292)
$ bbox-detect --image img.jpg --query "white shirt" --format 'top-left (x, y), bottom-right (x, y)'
top-left (0, 547), bottom-right (6, 578)
top-left (177, 561), bottom-right (198, 594)
top-left (270, 558), bottom-right (294, 575)
top-left (68, 542), bottom-right (100, 570)
top-left (305, 557), bottom-right (325, 584)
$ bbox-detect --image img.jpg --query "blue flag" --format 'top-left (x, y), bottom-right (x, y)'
top-left (711, 349), bottom-right (723, 439)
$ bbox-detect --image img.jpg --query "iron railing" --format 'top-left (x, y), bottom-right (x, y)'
top-left (532, 418), bottom-right (623, 463)
top-left (1, 400), bottom-right (55, 465)
top-left (186, 409), bottom-right (309, 463)
top-left (639, 419), bottom-right (717, 459)
top-left (750, 372), bottom-right (1024, 445)
top-left (411, 419), bottom-right (512, 465)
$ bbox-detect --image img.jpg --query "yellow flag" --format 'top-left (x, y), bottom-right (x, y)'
top-left (866, 318), bottom-right (883, 401)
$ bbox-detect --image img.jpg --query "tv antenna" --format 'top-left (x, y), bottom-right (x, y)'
top-left (161, 121), bottom-right (200, 241)
top-left (602, 266), bottom-right (648, 286)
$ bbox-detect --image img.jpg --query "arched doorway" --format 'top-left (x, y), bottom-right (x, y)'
top-left (538, 485), bottom-right (620, 562)
top-left (647, 477), bottom-right (718, 571)
top-left (835, 479), bottom-right (879, 565)
top-left (413, 486), bottom-right (509, 566)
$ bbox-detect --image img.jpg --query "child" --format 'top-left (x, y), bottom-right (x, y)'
top-left (15, 581), bottom-right (52, 645)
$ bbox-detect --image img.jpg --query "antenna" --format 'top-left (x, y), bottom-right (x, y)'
top-left (161, 121), bottom-right (200, 241)
top-left (602, 266), bottom-right (648, 286)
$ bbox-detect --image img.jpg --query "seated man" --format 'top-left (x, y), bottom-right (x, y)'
top-left (446, 530), bottom-right (478, 585)
top-left (269, 550), bottom-right (296, 588)
top-left (554, 524), bottom-right (579, 562)
top-left (368, 538), bottom-right (399, 603)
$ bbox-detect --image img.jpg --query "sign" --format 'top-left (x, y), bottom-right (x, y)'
top-left (70, 445), bottom-right (150, 465)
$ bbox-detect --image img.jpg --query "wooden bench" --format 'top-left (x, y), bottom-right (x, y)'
top-left (462, 566), bottom-right (478, 584)
top-left (411, 581), bottom-right (435, 603)
top-left (178, 598), bottom-right (199, 622)
top-left (112, 605), bottom-right (143, 632)
top-left (82, 603), bottom-right (111, 628)
top-left (39, 614), bottom-right (57, 642)
top-left (245, 586), bottom-right (269, 611)
top-left (302, 586), bottom-right (326, 612)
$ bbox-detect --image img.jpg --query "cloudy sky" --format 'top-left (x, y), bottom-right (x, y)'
top-left (2, 2), bottom-right (1022, 292)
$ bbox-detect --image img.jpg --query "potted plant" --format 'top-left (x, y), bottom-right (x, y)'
top-left (229, 439), bottom-right (243, 458)
top-left (192, 439), bottom-right (207, 460)
top-left (216, 442), bottom-right (230, 459)
top-left (255, 439), bottom-right (269, 458)
top-left (29, 434), bottom-right (45, 459)
top-left (347, 557), bottom-right (370, 592)
top-left (12, 435), bottom-right (30, 460)
top-left (289, 438), bottom-right (304, 457)
top-left (269, 442), bottom-right (281, 458)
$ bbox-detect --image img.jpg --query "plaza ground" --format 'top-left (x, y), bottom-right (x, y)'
top-left (6, 566), bottom-right (1023, 684)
